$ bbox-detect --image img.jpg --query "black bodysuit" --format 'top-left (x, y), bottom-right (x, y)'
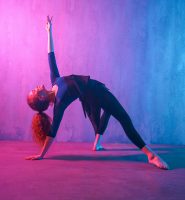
top-left (47, 52), bottom-right (146, 149)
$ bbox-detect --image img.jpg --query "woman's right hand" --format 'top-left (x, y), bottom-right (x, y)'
top-left (25, 154), bottom-right (43, 160)
top-left (46, 15), bottom-right (52, 32)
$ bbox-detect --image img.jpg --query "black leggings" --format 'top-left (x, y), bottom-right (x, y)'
top-left (86, 81), bottom-right (146, 149)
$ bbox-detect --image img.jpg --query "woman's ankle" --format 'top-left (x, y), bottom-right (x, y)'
top-left (141, 145), bottom-right (156, 160)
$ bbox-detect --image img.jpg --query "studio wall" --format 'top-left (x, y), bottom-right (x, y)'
top-left (0, 0), bottom-right (184, 145)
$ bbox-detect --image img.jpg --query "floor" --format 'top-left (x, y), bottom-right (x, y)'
top-left (0, 141), bottom-right (184, 200)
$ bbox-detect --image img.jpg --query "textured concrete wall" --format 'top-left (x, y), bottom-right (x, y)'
top-left (0, 0), bottom-right (184, 145)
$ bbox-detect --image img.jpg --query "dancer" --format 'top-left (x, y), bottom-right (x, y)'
top-left (26, 16), bottom-right (169, 170)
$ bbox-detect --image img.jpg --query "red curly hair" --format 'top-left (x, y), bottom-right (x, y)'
top-left (27, 89), bottom-right (52, 146)
top-left (31, 112), bottom-right (52, 146)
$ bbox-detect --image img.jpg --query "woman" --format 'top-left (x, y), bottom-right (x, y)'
top-left (26, 16), bottom-right (169, 170)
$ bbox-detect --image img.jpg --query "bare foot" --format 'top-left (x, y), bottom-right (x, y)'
top-left (92, 145), bottom-right (106, 151)
top-left (148, 155), bottom-right (169, 170)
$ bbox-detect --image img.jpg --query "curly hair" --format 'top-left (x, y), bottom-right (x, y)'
top-left (27, 91), bottom-right (50, 112)
top-left (31, 112), bottom-right (52, 146)
top-left (27, 89), bottom-right (52, 146)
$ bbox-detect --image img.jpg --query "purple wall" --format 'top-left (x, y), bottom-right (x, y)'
top-left (0, 0), bottom-right (185, 145)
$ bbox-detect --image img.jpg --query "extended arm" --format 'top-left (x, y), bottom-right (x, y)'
top-left (25, 136), bottom-right (54, 160)
top-left (25, 103), bottom-right (66, 160)
top-left (46, 16), bottom-right (60, 85)
top-left (46, 16), bottom-right (54, 53)
top-left (25, 17), bottom-right (60, 160)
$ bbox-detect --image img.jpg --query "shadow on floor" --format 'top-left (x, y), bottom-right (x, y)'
top-left (106, 147), bottom-right (184, 152)
top-left (47, 154), bottom-right (147, 162)
top-left (46, 149), bottom-right (185, 170)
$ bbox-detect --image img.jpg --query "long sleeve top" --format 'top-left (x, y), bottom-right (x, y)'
top-left (47, 52), bottom-right (90, 138)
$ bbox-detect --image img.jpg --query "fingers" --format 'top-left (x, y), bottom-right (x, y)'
top-left (25, 156), bottom-right (33, 160)
top-left (25, 156), bottom-right (35, 160)
top-left (25, 155), bottom-right (42, 160)
top-left (47, 15), bottom-right (53, 23)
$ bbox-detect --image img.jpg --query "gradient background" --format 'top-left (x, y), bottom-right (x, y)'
top-left (0, 0), bottom-right (185, 145)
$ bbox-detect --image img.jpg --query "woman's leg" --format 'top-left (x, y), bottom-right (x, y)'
top-left (92, 111), bottom-right (111, 150)
top-left (86, 80), bottom-right (111, 150)
top-left (100, 90), bottom-right (169, 169)
top-left (86, 106), bottom-right (103, 150)
top-left (101, 91), bottom-right (146, 149)
top-left (98, 111), bottom-right (111, 134)
top-left (87, 108), bottom-right (111, 150)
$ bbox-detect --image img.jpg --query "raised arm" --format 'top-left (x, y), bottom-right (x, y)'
top-left (46, 16), bottom-right (54, 53)
top-left (25, 17), bottom-right (59, 161)
top-left (46, 16), bottom-right (60, 85)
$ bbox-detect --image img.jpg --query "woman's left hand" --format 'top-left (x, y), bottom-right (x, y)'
top-left (46, 15), bottom-right (52, 32)
top-left (25, 155), bottom-right (43, 160)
